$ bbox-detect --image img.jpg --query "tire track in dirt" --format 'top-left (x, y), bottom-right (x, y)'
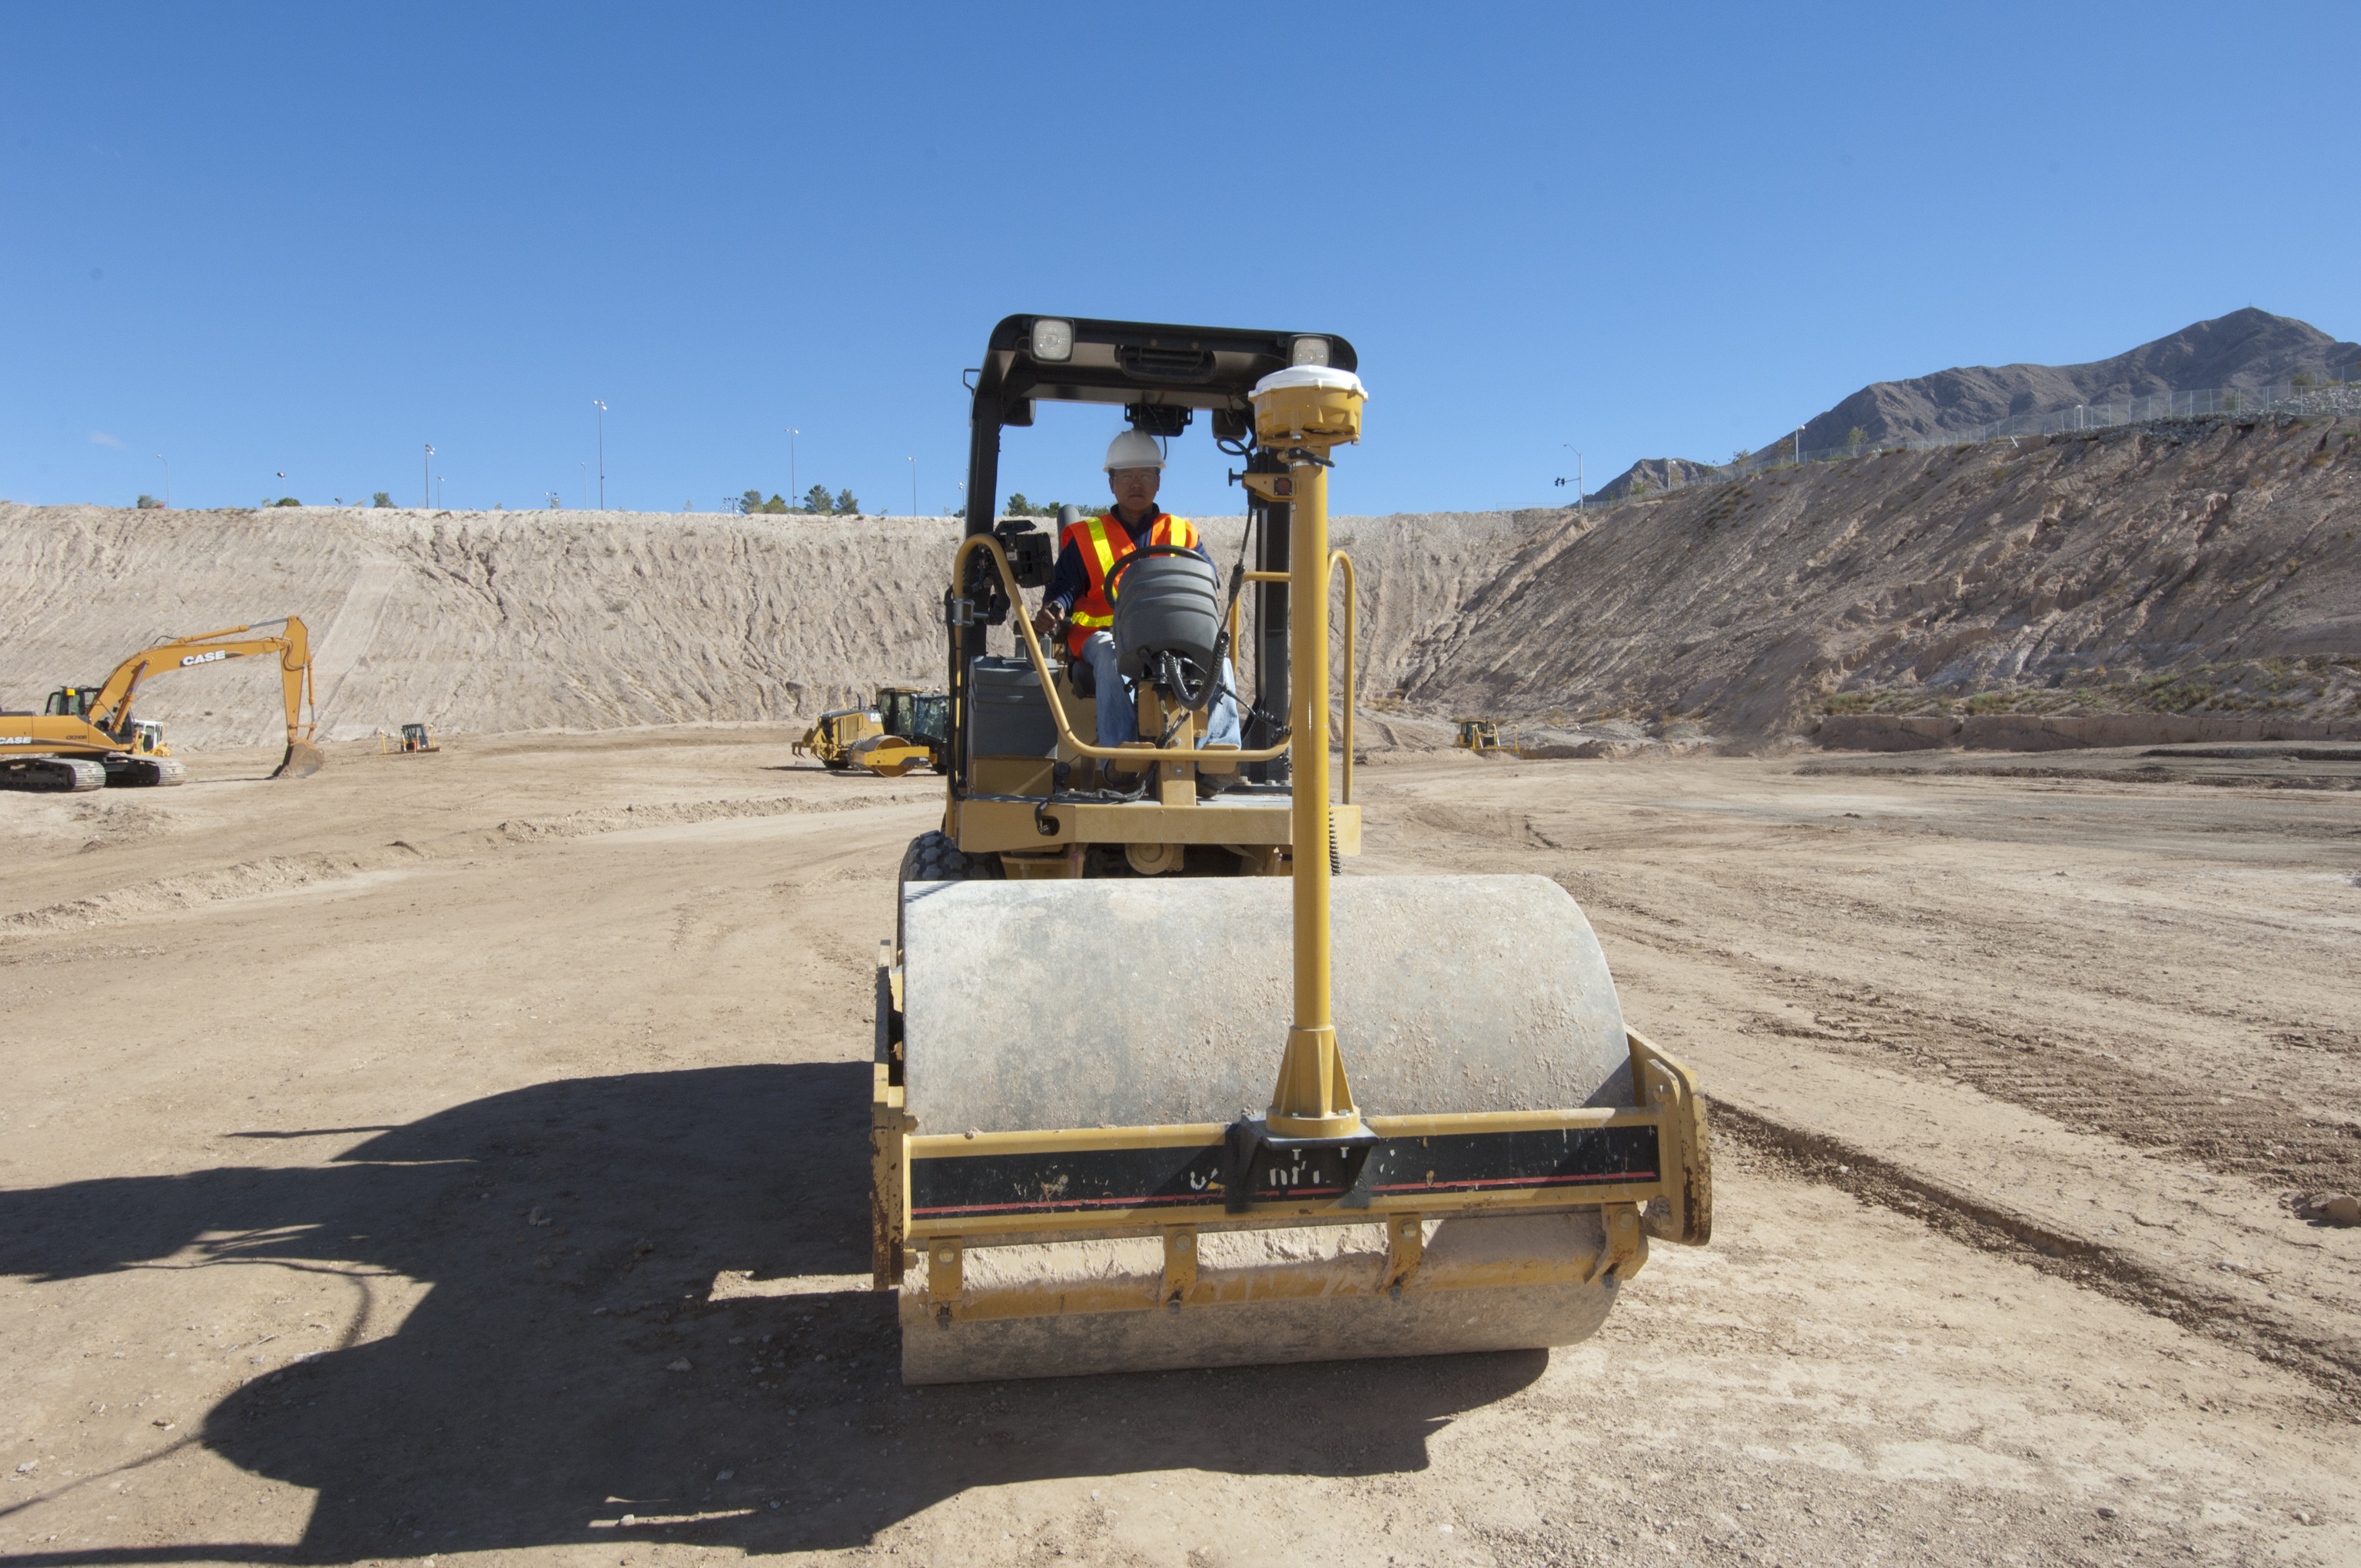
top-left (1709, 1102), bottom-right (2361, 1402)
top-left (0, 792), bottom-right (906, 935)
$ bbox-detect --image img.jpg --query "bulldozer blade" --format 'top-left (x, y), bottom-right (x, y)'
top-left (271, 740), bottom-right (325, 779)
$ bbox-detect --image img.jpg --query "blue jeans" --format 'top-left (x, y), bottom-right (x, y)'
top-left (1079, 631), bottom-right (1240, 751)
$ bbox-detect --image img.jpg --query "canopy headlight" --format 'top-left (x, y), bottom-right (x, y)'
top-left (1289, 335), bottom-right (1331, 367)
top-left (1029, 318), bottom-right (1074, 362)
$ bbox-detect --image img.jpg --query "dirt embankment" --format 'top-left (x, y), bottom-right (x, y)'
top-left (1400, 416), bottom-right (2361, 739)
top-left (0, 504), bottom-right (1529, 751)
top-left (5, 417), bottom-right (2356, 750)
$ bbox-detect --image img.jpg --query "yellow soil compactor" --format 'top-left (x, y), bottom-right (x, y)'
top-left (796, 687), bottom-right (950, 776)
top-left (2, 618), bottom-right (322, 792)
top-left (871, 317), bottom-right (1712, 1384)
top-left (793, 705), bottom-right (883, 770)
top-left (846, 686), bottom-right (950, 777)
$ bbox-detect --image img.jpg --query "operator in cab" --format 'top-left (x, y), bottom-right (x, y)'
top-left (1031, 430), bottom-right (1241, 784)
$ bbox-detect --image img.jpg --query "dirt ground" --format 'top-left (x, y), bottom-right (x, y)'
top-left (4, 733), bottom-right (2359, 1568)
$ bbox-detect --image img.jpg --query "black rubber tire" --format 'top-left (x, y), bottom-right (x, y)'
top-left (895, 829), bottom-right (1003, 956)
top-left (898, 829), bottom-right (1003, 887)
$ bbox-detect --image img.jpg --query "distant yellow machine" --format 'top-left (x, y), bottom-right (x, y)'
top-left (794, 705), bottom-right (885, 769)
top-left (1453, 716), bottom-right (1525, 756)
top-left (2, 618), bottom-right (321, 792)
top-left (380, 723), bottom-right (440, 755)
top-left (845, 686), bottom-right (949, 777)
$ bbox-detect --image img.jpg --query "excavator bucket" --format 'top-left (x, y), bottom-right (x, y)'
top-left (880, 875), bottom-right (1709, 1384)
top-left (271, 740), bottom-right (325, 779)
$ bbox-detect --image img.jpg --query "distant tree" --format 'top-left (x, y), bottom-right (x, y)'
top-left (1845, 425), bottom-right (1868, 453)
top-left (272, 497), bottom-right (301, 507)
top-left (135, 493), bottom-right (160, 509)
top-left (833, 487), bottom-right (859, 515)
top-left (761, 493), bottom-right (789, 513)
top-left (739, 489), bottom-right (764, 514)
top-left (1002, 493), bottom-right (1065, 517)
top-left (801, 484), bottom-right (835, 514)
top-left (372, 491), bottom-right (393, 508)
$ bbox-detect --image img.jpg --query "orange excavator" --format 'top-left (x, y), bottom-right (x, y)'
top-left (1, 619), bottom-right (323, 792)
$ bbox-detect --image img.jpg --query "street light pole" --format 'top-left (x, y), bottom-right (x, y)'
top-left (1562, 444), bottom-right (1583, 509)
top-left (423, 443), bottom-right (434, 508)
top-left (154, 454), bottom-right (169, 507)
top-left (593, 401), bottom-right (607, 509)
top-left (786, 427), bottom-right (799, 505)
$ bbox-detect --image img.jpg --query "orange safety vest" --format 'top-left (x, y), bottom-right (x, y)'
top-left (1058, 510), bottom-right (1200, 656)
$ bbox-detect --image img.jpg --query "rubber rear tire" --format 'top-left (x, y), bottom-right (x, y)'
top-left (899, 829), bottom-right (1003, 887)
top-left (896, 829), bottom-right (1003, 955)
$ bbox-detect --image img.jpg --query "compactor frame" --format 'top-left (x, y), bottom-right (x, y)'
top-left (871, 317), bottom-right (1713, 1380)
top-left (933, 316), bottom-right (1366, 878)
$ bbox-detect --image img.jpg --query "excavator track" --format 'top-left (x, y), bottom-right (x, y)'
top-left (102, 756), bottom-right (188, 788)
top-left (1, 756), bottom-right (106, 792)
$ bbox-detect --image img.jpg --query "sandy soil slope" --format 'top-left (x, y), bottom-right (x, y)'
top-left (3, 735), bottom-right (2356, 1567)
top-left (0, 506), bottom-right (1526, 754)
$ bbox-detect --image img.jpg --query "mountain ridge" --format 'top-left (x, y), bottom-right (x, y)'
top-left (1596, 307), bottom-right (2358, 501)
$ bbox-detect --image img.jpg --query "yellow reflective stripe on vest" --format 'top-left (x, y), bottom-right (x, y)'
top-left (1070, 517), bottom-right (1120, 625)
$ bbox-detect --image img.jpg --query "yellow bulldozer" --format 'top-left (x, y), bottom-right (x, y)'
top-left (870, 315), bottom-right (1712, 1384)
top-left (1453, 716), bottom-right (1526, 756)
top-left (2, 619), bottom-right (322, 792)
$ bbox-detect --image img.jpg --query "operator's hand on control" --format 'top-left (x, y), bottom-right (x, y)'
top-left (1030, 604), bottom-right (1061, 640)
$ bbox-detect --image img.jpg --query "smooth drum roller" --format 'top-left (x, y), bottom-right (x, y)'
top-left (894, 875), bottom-right (1652, 1384)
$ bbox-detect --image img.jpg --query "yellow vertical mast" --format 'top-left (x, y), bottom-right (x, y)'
top-left (1254, 368), bottom-right (1368, 1140)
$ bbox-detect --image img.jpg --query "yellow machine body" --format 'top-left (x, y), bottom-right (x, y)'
top-left (1453, 716), bottom-right (1524, 756)
top-left (380, 723), bottom-right (440, 755)
top-left (792, 706), bottom-right (882, 770)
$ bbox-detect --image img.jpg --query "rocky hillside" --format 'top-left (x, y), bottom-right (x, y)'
top-left (1598, 309), bottom-right (2359, 499)
top-left (1793, 307), bottom-right (2359, 453)
top-left (1406, 414), bottom-right (2361, 739)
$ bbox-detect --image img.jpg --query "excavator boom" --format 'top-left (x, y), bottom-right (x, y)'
top-left (2, 617), bottom-right (321, 790)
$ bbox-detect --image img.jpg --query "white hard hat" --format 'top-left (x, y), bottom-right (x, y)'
top-left (1103, 429), bottom-right (1166, 472)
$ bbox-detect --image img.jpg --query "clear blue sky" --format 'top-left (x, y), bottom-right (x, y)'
top-left (5, 2), bottom-right (2354, 519)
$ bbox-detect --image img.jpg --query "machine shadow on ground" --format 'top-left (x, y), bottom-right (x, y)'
top-left (1, 1064), bottom-right (1545, 1565)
